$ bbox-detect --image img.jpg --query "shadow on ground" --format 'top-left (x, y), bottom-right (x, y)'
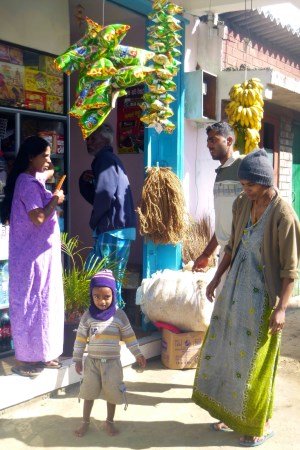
top-left (0, 415), bottom-right (241, 448)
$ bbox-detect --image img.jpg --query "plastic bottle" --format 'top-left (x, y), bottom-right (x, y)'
top-left (0, 261), bottom-right (9, 308)
top-left (0, 310), bottom-right (11, 352)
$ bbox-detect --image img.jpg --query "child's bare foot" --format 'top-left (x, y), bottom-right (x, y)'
top-left (74, 420), bottom-right (90, 437)
top-left (104, 419), bottom-right (119, 436)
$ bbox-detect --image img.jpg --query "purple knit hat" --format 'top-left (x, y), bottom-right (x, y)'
top-left (89, 270), bottom-right (117, 320)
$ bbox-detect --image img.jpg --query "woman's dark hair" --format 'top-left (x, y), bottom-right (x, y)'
top-left (1, 136), bottom-right (49, 224)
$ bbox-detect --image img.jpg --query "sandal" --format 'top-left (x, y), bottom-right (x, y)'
top-left (240, 430), bottom-right (274, 447)
top-left (37, 360), bottom-right (62, 369)
top-left (210, 422), bottom-right (232, 432)
top-left (12, 365), bottom-right (43, 378)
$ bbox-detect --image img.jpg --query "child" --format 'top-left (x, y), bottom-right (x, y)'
top-left (73, 270), bottom-right (146, 437)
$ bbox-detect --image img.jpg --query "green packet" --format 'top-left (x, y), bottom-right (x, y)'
top-left (113, 65), bottom-right (155, 88)
top-left (79, 107), bottom-right (111, 139)
top-left (111, 45), bottom-right (154, 67)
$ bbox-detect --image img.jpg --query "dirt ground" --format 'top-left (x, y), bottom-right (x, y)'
top-left (0, 307), bottom-right (299, 450)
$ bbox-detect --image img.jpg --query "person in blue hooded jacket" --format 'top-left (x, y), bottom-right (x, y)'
top-left (79, 124), bottom-right (136, 309)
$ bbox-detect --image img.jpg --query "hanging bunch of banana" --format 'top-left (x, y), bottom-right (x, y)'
top-left (225, 78), bottom-right (264, 154)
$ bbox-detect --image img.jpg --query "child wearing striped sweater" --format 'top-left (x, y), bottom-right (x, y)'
top-left (73, 270), bottom-right (146, 437)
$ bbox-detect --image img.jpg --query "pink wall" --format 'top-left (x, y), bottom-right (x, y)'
top-left (68, 1), bottom-right (146, 267)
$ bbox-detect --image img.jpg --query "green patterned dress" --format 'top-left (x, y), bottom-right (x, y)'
top-left (192, 205), bottom-right (281, 437)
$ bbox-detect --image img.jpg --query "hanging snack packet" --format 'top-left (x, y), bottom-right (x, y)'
top-left (153, 0), bottom-right (169, 9)
top-left (161, 119), bottom-right (176, 133)
top-left (97, 24), bottom-right (130, 50)
top-left (79, 107), bottom-right (111, 139)
top-left (85, 17), bottom-right (103, 38)
top-left (76, 73), bottom-right (103, 96)
top-left (148, 41), bottom-right (167, 53)
top-left (86, 58), bottom-right (117, 79)
top-left (163, 3), bottom-right (184, 15)
top-left (155, 68), bottom-right (173, 80)
top-left (143, 92), bottom-right (175, 104)
top-left (113, 66), bottom-right (155, 88)
top-left (69, 104), bottom-right (86, 118)
top-left (111, 45), bottom-right (155, 67)
top-left (148, 11), bottom-right (169, 23)
top-left (153, 54), bottom-right (171, 66)
top-left (55, 46), bottom-right (91, 74)
top-left (148, 78), bottom-right (177, 94)
top-left (80, 81), bottom-right (112, 110)
top-left (75, 79), bottom-right (110, 107)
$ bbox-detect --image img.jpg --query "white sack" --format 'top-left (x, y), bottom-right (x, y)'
top-left (137, 267), bottom-right (216, 332)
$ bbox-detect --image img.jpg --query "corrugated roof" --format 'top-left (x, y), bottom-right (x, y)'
top-left (218, 9), bottom-right (300, 63)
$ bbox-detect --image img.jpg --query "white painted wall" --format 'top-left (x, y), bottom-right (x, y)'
top-left (0, 0), bottom-right (69, 54)
top-left (183, 16), bottom-right (220, 224)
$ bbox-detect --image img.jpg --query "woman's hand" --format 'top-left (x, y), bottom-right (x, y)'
top-left (206, 276), bottom-right (221, 302)
top-left (269, 307), bottom-right (286, 334)
top-left (75, 361), bottom-right (83, 375)
top-left (53, 189), bottom-right (65, 205)
top-left (192, 254), bottom-right (209, 272)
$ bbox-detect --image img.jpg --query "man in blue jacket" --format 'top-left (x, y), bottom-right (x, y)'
top-left (79, 123), bottom-right (136, 308)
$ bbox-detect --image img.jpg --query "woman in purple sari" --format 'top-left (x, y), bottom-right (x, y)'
top-left (1, 136), bottom-right (65, 377)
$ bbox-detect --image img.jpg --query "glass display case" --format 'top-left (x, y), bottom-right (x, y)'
top-left (0, 41), bottom-right (69, 357)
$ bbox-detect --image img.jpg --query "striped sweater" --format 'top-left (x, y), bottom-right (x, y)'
top-left (73, 309), bottom-right (142, 362)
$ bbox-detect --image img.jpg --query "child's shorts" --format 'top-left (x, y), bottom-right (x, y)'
top-left (79, 356), bottom-right (126, 404)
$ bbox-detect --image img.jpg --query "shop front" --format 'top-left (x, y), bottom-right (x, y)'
top-left (68, 0), bottom-right (185, 279)
top-left (0, 2), bottom-right (70, 358)
top-left (0, 0), bottom-right (187, 357)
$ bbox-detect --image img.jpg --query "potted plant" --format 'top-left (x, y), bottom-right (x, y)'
top-left (61, 233), bottom-right (119, 356)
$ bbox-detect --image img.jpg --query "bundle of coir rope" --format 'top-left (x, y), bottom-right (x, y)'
top-left (137, 166), bottom-right (186, 244)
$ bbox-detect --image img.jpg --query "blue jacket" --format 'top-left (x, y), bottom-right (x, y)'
top-left (79, 146), bottom-right (136, 233)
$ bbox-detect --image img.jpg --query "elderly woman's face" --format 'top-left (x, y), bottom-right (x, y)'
top-left (240, 179), bottom-right (269, 200)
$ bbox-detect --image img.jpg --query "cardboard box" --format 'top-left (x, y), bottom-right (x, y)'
top-left (161, 329), bottom-right (205, 369)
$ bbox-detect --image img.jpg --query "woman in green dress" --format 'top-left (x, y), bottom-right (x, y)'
top-left (192, 149), bottom-right (300, 447)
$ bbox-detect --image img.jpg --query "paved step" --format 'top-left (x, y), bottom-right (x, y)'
top-left (0, 333), bottom-right (162, 411)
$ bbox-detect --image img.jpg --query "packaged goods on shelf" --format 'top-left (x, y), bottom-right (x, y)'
top-left (25, 68), bottom-right (47, 93)
top-left (0, 62), bottom-right (25, 105)
top-left (56, 134), bottom-right (64, 154)
top-left (46, 75), bottom-right (63, 97)
top-left (38, 131), bottom-right (57, 152)
top-left (40, 55), bottom-right (62, 77)
top-left (46, 95), bottom-right (63, 114)
top-left (24, 91), bottom-right (47, 111)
